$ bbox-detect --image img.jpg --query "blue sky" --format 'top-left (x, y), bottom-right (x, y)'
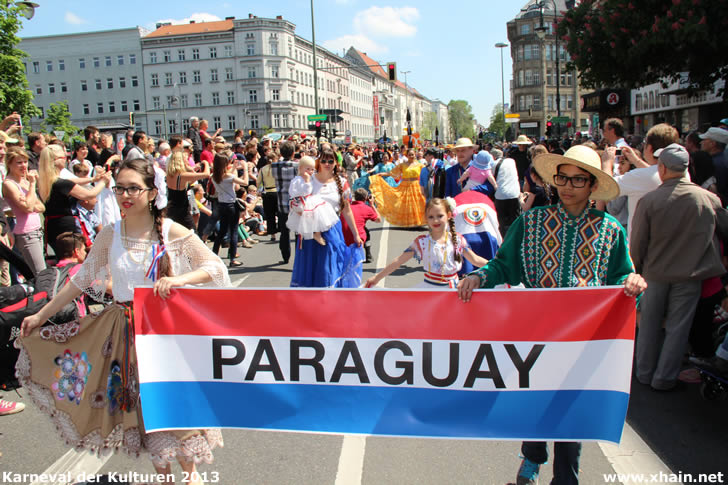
top-left (18, 0), bottom-right (523, 126)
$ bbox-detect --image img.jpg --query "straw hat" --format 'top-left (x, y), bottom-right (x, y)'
top-left (533, 145), bottom-right (619, 201)
top-left (513, 135), bottom-right (532, 145)
top-left (453, 138), bottom-right (475, 149)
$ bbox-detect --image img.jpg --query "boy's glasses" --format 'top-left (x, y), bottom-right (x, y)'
top-left (553, 174), bottom-right (590, 188)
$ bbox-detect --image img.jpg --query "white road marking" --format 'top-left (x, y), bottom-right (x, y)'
top-left (599, 420), bottom-right (676, 484)
top-left (235, 274), bottom-right (251, 287)
top-left (334, 435), bottom-right (367, 485)
top-left (31, 448), bottom-right (110, 485)
top-left (374, 221), bottom-right (390, 287)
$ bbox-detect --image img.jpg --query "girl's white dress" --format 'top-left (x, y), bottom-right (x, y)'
top-left (286, 175), bottom-right (340, 240)
top-left (407, 233), bottom-right (470, 288)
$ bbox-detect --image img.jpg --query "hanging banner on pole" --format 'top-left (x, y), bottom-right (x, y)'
top-left (133, 287), bottom-right (635, 443)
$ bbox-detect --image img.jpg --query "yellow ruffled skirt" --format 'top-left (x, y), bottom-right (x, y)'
top-left (370, 176), bottom-right (426, 227)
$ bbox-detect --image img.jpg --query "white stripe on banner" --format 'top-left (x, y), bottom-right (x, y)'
top-left (136, 335), bottom-right (633, 393)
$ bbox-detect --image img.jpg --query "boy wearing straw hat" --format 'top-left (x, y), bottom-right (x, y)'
top-left (458, 145), bottom-right (646, 485)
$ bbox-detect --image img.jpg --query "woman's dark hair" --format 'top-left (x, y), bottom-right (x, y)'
top-left (117, 158), bottom-right (171, 278)
top-left (212, 153), bottom-right (230, 184)
top-left (72, 142), bottom-right (88, 161)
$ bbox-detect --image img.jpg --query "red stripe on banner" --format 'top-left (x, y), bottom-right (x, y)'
top-left (133, 287), bottom-right (635, 342)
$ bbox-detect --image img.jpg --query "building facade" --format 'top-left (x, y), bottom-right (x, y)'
top-left (20, 28), bottom-right (147, 132)
top-left (506, 0), bottom-right (588, 138)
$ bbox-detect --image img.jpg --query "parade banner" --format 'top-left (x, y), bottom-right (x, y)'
top-left (133, 287), bottom-right (635, 443)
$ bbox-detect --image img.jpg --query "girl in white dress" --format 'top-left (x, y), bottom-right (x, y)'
top-left (19, 158), bottom-right (230, 485)
top-left (287, 156), bottom-right (340, 246)
top-left (365, 197), bottom-right (488, 288)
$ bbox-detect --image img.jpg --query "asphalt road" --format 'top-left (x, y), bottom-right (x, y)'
top-left (1, 223), bottom-right (726, 485)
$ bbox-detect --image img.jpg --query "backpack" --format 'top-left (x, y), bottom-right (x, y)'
top-left (0, 263), bottom-right (81, 387)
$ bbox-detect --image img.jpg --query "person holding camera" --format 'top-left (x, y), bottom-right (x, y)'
top-left (342, 188), bottom-right (381, 263)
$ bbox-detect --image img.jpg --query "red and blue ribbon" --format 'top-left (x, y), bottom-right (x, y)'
top-left (145, 244), bottom-right (166, 282)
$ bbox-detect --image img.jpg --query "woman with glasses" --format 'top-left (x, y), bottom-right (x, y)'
top-left (38, 145), bottom-right (111, 254)
top-left (290, 144), bottom-right (363, 288)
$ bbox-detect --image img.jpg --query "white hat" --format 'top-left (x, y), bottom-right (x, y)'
top-left (453, 138), bottom-right (475, 149)
top-left (533, 145), bottom-right (619, 201)
top-left (513, 135), bottom-right (533, 145)
top-left (699, 127), bottom-right (728, 146)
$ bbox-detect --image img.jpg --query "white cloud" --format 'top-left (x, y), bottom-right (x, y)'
top-left (64, 12), bottom-right (87, 25)
top-left (322, 34), bottom-right (387, 56)
top-left (353, 6), bottom-right (419, 38)
top-left (155, 12), bottom-right (222, 26)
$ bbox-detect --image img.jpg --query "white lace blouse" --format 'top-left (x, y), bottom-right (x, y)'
top-left (71, 218), bottom-right (231, 302)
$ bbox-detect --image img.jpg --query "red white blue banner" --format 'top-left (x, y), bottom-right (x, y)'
top-left (133, 287), bottom-right (635, 443)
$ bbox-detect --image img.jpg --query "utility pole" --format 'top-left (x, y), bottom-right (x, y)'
top-left (310, 0), bottom-right (320, 145)
top-left (401, 70), bottom-right (411, 144)
top-left (495, 43), bottom-right (508, 143)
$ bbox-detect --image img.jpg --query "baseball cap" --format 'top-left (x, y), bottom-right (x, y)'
top-left (654, 143), bottom-right (689, 171)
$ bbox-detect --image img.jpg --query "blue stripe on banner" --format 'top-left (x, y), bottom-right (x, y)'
top-left (140, 382), bottom-right (628, 443)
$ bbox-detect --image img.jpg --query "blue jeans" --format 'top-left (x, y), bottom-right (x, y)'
top-left (521, 441), bottom-right (581, 485)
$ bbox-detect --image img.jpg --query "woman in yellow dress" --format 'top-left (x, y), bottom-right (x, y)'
top-left (370, 148), bottom-right (426, 227)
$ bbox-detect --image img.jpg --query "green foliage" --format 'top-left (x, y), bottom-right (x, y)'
top-left (262, 125), bottom-right (274, 135)
top-left (488, 104), bottom-right (507, 141)
top-left (448, 100), bottom-right (475, 140)
top-left (557, 0), bottom-right (728, 93)
top-left (0, 3), bottom-right (40, 118)
top-left (41, 101), bottom-right (80, 144)
top-left (420, 111), bottom-right (439, 140)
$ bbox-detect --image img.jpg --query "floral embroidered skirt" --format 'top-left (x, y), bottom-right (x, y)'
top-left (15, 303), bottom-right (223, 466)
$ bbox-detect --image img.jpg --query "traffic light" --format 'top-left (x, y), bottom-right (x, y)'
top-left (331, 128), bottom-right (338, 139)
top-left (315, 121), bottom-right (322, 138)
top-left (387, 62), bottom-right (397, 81)
top-left (129, 111), bottom-right (134, 127)
top-left (546, 121), bottom-right (553, 137)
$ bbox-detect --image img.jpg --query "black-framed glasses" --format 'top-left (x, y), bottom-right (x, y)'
top-left (553, 174), bottom-right (590, 188)
top-left (112, 186), bottom-right (152, 196)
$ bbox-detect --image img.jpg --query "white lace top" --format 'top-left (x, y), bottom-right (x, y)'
top-left (310, 174), bottom-right (350, 214)
top-left (71, 218), bottom-right (231, 302)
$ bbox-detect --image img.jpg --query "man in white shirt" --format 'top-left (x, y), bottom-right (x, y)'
top-left (491, 148), bottom-right (521, 237)
top-left (602, 123), bottom-right (679, 240)
top-left (603, 118), bottom-right (628, 148)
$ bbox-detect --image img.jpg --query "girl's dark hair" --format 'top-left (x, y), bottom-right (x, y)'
top-left (212, 153), bottom-right (229, 184)
top-left (117, 158), bottom-right (171, 278)
top-left (319, 146), bottom-right (345, 210)
top-left (425, 198), bottom-right (461, 263)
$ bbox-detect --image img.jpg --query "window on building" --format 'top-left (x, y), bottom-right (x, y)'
top-left (180, 94), bottom-right (188, 108)
top-left (247, 43), bottom-right (255, 56)
top-left (548, 94), bottom-right (554, 110)
top-left (109, 102), bottom-right (116, 113)
top-left (273, 113), bottom-right (280, 127)
top-left (210, 69), bottom-right (218, 82)
top-left (104, 56), bottom-right (110, 67)
top-left (121, 100), bottom-right (128, 111)
top-left (182, 119), bottom-right (190, 131)
top-left (133, 100), bottom-right (140, 110)
top-left (58, 59), bottom-right (65, 71)
top-left (248, 67), bottom-right (256, 79)
top-left (525, 70), bottom-right (533, 86)
top-left (151, 73), bottom-right (159, 87)
top-left (533, 95), bottom-right (541, 111)
top-left (270, 43), bottom-right (278, 56)
top-left (227, 91), bottom-right (235, 104)
top-left (106, 78), bottom-right (113, 89)
top-left (80, 80), bottom-right (87, 91)
top-left (193, 70), bottom-right (201, 83)
top-left (45, 60), bottom-right (52, 72)
top-left (272, 89), bottom-right (280, 101)
top-left (97, 102), bottom-right (104, 114)
top-left (565, 71), bottom-right (573, 87)
top-left (60, 82), bottom-right (67, 93)
top-left (119, 77), bottom-right (126, 88)
top-left (131, 76), bottom-right (138, 87)
top-left (83, 104), bottom-right (89, 115)
top-left (129, 54), bottom-right (136, 64)
top-left (250, 114), bottom-right (259, 129)
top-left (249, 90), bottom-right (257, 103)
top-left (225, 67), bottom-right (233, 80)
top-left (224, 45), bottom-right (233, 57)
top-left (271, 65), bottom-right (279, 78)
top-left (227, 115), bottom-right (236, 130)
top-left (165, 72), bottom-right (173, 86)
top-left (48, 83), bottom-right (55, 94)
top-left (179, 72), bottom-right (187, 84)
top-left (154, 120), bottom-right (162, 135)
top-left (150, 52), bottom-right (157, 64)
top-left (567, 95), bottom-right (574, 110)
top-left (178, 49), bottom-right (185, 61)
top-left (520, 23), bottom-right (531, 35)
top-left (167, 95), bottom-right (174, 108)
top-left (213, 116), bottom-right (221, 130)
top-left (117, 55), bottom-right (124, 65)
top-left (78, 58), bottom-right (85, 69)
top-left (95, 79), bottom-right (102, 90)
top-left (194, 93), bottom-right (202, 107)
top-left (163, 51), bottom-right (171, 63)
top-left (209, 47), bottom-right (217, 59)
top-left (31, 61), bottom-right (39, 73)
top-left (168, 119), bottom-right (177, 134)
top-left (153, 96), bottom-right (160, 109)
top-left (212, 92), bottom-right (220, 105)
top-left (192, 48), bottom-right (199, 60)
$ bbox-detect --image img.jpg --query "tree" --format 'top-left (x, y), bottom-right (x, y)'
top-left (488, 104), bottom-right (507, 141)
top-left (420, 111), bottom-right (439, 141)
top-left (448, 100), bottom-right (475, 140)
top-left (557, 0), bottom-right (728, 94)
top-left (0, 3), bottom-right (40, 118)
top-left (41, 101), bottom-right (80, 144)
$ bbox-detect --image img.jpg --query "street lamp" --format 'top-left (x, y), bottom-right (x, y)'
top-left (495, 42), bottom-right (508, 143)
top-left (16, 1), bottom-right (39, 20)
